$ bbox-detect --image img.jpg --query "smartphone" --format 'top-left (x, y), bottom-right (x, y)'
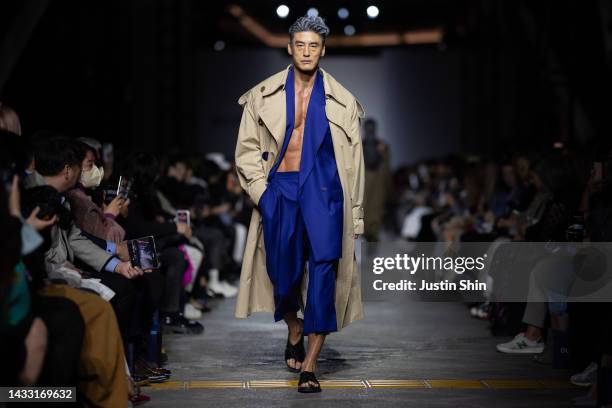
top-left (116, 176), bottom-right (132, 200)
top-left (127, 236), bottom-right (160, 269)
top-left (175, 209), bottom-right (190, 228)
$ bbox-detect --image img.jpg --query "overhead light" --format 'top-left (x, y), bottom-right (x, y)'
top-left (307, 7), bottom-right (318, 17)
top-left (213, 40), bottom-right (226, 51)
top-left (366, 5), bottom-right (379, 19)
top-left (276, 5), bottom-right (289, 18)
top-left (344, 25), bottom-right (356, 36)
top-left (338, 8), bottom-right (349, 20)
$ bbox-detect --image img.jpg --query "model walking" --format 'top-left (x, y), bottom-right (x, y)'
top-left (234, 15), bottom-right (365, 393)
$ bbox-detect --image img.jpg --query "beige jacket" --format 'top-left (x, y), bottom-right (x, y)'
top-left (233, 64), bottom-right (366, 331)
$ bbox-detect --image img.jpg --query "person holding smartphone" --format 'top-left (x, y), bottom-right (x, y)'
top-left (66, 138), bottom-right (129, 244)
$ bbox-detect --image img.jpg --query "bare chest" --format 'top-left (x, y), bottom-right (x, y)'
top-left (287, 90), bottom-right (312, 149)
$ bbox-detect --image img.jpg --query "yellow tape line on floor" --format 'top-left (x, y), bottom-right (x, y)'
top-left (145, 379), bottom-right (577, 390)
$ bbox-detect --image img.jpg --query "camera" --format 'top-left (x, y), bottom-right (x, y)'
top-left (21, 185), bottom-right (66, 223)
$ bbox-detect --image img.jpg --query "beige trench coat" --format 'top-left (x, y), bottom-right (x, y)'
top-left (233, 64), bottom-right (365, 331)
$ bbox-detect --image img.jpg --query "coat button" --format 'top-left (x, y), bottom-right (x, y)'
top-left (260, 86), bottom-right (266, 92)
top-left (258, 118), bottom-right (264, 126)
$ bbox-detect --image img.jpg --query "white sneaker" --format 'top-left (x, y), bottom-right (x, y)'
top-left (184, 303), bottom-right (202, 320)
top-left (220, 280), bottom-right (238, 295)
top-left (496, 333), bottom-right (545, 354)
top-left (570, 362), bottom-right (598, 387)
top-left (208, 280), bottom-right (238, 298)
top-left (207, 268), bottom-right (238, 298)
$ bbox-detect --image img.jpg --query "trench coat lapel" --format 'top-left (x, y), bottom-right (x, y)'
top-left (257, 65), bottom-right (290, 147)
top-left (258, 95), bottom-right (285, 147)
top-left (322, 69), bottom-right (354, 146)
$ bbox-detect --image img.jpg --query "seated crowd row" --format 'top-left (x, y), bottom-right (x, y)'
top-left (0, 103), bottom-right (251, 407)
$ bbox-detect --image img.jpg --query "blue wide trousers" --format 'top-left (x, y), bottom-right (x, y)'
top-left (259, 171), bottom-right (338, 336)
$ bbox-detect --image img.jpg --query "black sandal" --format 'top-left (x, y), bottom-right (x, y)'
top-left (297, 371), bottom-right (321, 393)
top-left (284, 318), bottom-right (305, 373)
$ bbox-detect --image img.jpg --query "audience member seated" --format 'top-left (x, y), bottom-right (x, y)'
top-left (119, 152), bottom-right (204, 334)
top-left (66, 137), bottom-right (128, 243)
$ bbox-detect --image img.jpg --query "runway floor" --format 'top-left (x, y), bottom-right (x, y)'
top-left (145, 295), bottom-right (583, 407)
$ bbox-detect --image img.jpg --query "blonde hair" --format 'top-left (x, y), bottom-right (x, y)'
top-left (0, 102), bottom-right (22, 135)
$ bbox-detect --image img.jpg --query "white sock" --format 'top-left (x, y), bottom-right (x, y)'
top-left (209, 268), bottom-right (220, 285)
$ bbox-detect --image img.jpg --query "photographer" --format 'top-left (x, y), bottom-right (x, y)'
top-left (0, 173), bottom-right (51, 388)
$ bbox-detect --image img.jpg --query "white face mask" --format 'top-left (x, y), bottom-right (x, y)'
top-left (80, 164), bottom-right (105, 188)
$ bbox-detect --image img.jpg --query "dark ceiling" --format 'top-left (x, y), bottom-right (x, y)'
top-left (194, 0), bottom-right (468, 48)
top-left (1, 0), bottom-right (610, 152)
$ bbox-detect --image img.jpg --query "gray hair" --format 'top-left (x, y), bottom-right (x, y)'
top-left (288, 15), bottom-right (330, 43)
